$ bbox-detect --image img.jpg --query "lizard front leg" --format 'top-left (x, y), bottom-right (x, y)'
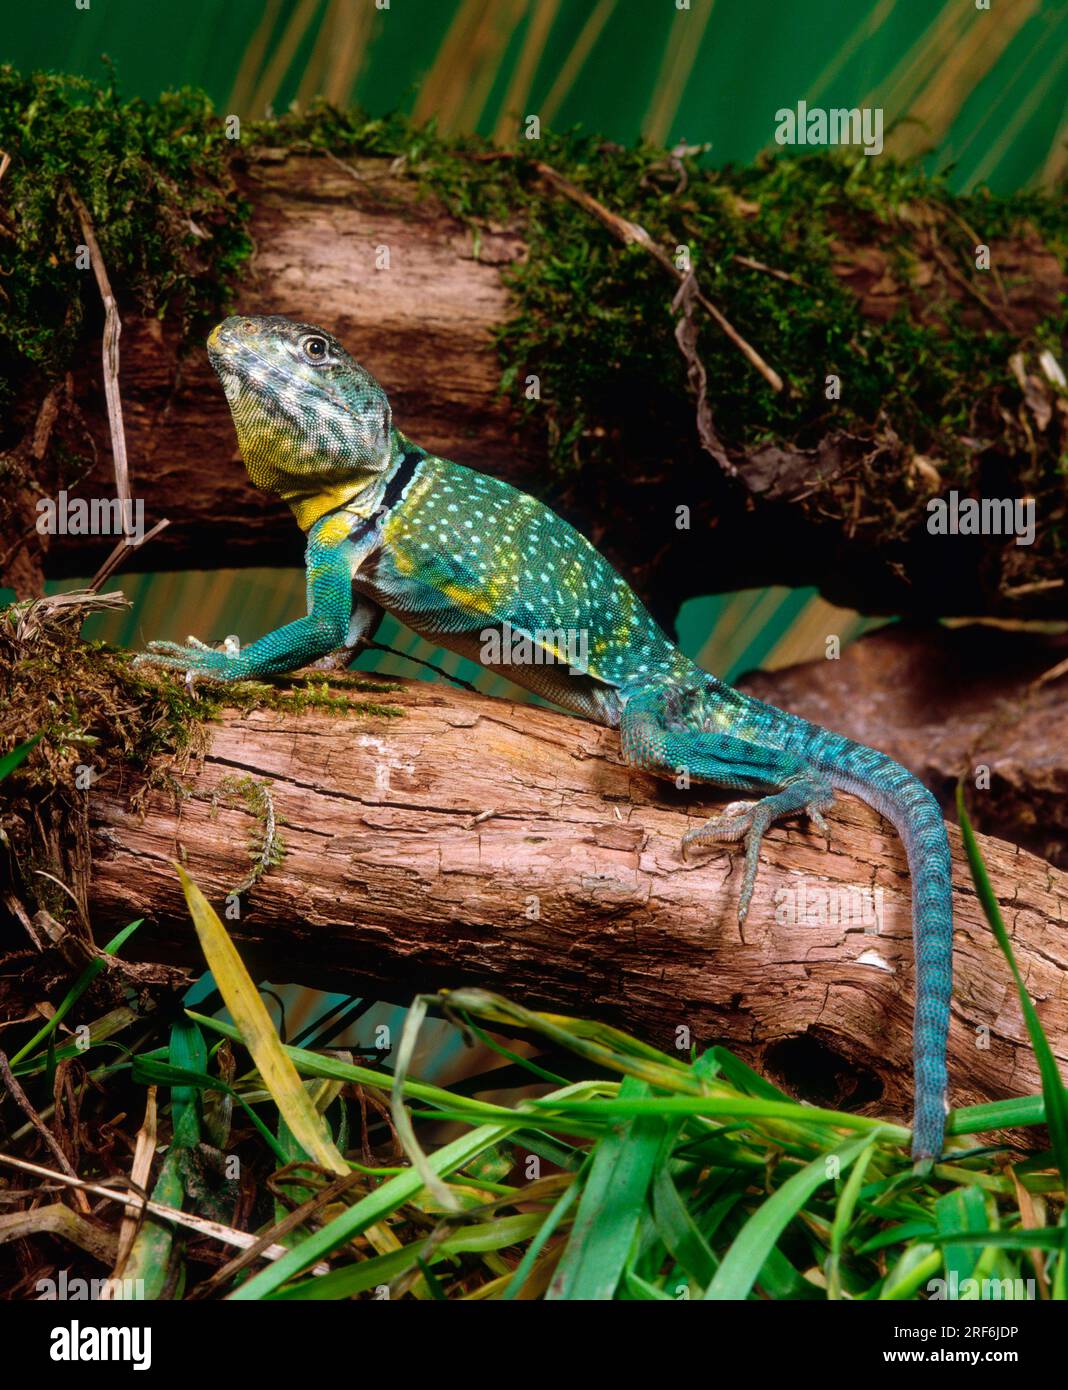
top-left (136, 521), bottom-right (358, 682)
top-left (308, 594), bottom-right (385, 672)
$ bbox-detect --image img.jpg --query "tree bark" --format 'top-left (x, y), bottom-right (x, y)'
top-left (42, 152), bottom-right (534, 580)
top-left (87, 676), bottom-right (1068, 1137)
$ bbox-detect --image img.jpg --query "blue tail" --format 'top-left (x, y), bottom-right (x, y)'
top-left (820, 743), bottom-right (953, 1160)
top-left (622, 671), bottom-right (954, 1161)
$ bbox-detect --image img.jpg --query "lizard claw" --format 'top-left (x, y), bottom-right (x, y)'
top-left (681, 800), bottom-right (757, 856)
top-left (680, 781), bottom-right (834, 926)
top-left (133, 638), bottom-right (241, 682)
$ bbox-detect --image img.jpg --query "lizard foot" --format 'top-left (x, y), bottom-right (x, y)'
top-left (681, 800), bottom-right (758, 855)
top-left (133, 638), bottom-right (243, 682)
top-left (681, 777), bottom-right (834, 925)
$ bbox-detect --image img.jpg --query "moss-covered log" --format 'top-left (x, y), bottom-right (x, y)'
top-left (3, 75), bottom-right (1067, 620)
top-left (82, 675), bottom-right (1068, 1141)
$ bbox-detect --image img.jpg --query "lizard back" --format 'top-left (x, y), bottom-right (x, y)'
top-left (353, 447), bottom-right (693, 722)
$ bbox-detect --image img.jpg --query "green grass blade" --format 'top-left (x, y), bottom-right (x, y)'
top-left (390, 995), bottom-right (461, 1211)
top-left (228, 1124), bottom-right (505, 1300)
top-left (131, 1057), bottom-right (289, 1163)
top-left (956, 786), bottom-right (1068, 1187)
top-left (623, 1269), bottom-right (675, 1300)
top-left (947, 1094), bottom-right (1048, 1135)
top-left (0, 733), bottom-right (41, 781)
top-left (827, 1134), bottom-right (879, 1297)
top-left (929, 1228), bottom-right (1068, 1252)
top-left (705, 1132), bottom-right (877, 1300)
top-left (9, 918), bottom-right (143, 1066)
top-left (270, 1213), bottom-right (547, 1300)
top-left (186, 1010), bottom-right (509, 1119)
top-left (1054, 1216), bottom-right (1068, 1299)
top-left (176, 866), bottom-right (349, 1177)
top-left (502, 1176), bottom-right (582, 1301)
top-left (705, 1046), bottom-right (790, 1101)
top-left (935, 1183), bottom-right (988, 1287)
top-left (651, 1164), bottom-right (717, 1286)
top-left (547, 1076), bottom-right (667, 1301)
top-left (122, 1017), bottom-right (206, 1299)
top-left (881, 1244), bottom-right (942, 1299)
top-left (531, 1093), bottom-right (909, 1141)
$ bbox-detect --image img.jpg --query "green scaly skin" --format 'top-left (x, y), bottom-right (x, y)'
top-left (138, 314), bottom-right (953, 1162)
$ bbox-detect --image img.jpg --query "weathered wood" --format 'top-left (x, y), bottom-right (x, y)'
top-left (47, 152), bottom-right (534, 578)
top-left (88, 676), bottom-right (1068, 1139)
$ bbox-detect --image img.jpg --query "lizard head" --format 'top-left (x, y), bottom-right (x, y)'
top-left (207, 315), bottom-right (394, 529)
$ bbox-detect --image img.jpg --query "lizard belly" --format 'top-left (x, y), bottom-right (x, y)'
top-left (352, 555), bottom-right (623, 725)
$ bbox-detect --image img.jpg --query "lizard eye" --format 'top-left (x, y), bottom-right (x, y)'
top-left (300, 334), bottom-right (330, 364)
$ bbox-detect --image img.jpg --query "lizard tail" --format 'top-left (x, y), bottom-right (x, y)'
top-left (822, 745), bottom-right (953, 1162)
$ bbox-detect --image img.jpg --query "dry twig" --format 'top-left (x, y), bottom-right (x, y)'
top-left (0, 1052), bottom-right (90, 1213)
top-left (0, 1152), bottom-right (330, 1271)
top-left (531, 159), bottom-right (784, 394)
top-left (67, 190), bottom-right (134, 525)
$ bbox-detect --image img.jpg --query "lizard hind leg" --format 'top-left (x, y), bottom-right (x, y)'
top-left (682, 775), bottom-right (834, 925)
top-left (619, 684), bottom-right (834, 926)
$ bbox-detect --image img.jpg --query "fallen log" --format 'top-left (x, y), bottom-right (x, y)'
top-left (20, 148), bottom-right (1068, 622)
top-left (87, 675), bottom-right (1068, 1137)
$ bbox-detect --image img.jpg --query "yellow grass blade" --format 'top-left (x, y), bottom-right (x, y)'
top-left (175, 865), bottom-right (348, 1178)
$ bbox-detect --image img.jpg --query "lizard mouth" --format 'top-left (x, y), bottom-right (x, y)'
top-left (214, 363), bottom-right (243, 408)
top-left (207, 322), bottom-right (355, 419)
top-left (208, 338), bottom-right (298, 416)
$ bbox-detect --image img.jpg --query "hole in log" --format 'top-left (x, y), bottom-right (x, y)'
top-left (762, 1033), bottom-right (883, 1112)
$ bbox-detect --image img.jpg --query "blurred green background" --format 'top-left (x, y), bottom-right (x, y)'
top-left (5, 0), bottom-right (1064, 1055)
top-left (10, 0), bottom-right (1068, 188)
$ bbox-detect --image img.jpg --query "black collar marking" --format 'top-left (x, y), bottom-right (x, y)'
top-left (350, 450), bottom-right (422, 543)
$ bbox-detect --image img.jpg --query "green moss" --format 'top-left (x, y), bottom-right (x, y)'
top-left (0, 593), bottom-right (404, 921)
top-left (207, 773), bottom-right (285, 897)
top-left (0, 68), bottom-right (253, 542)
top-left (0, 66), bottom-right (251, 393)
top-left (219, 673), bottom-right (405, 719)
top-left (2, 71), bottom-right (1066, 594)
top-left (0, 603), bottom-right (405, 789)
